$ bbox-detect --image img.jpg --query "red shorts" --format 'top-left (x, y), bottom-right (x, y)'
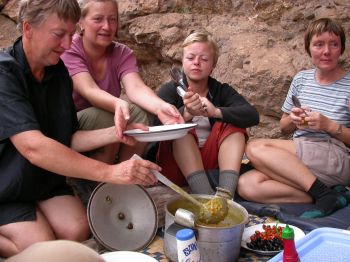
top-left (156, 122), bottom-right (247, 186)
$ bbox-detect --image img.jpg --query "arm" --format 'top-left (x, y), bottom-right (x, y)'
top-left (71, 72), bottom-right (127, 114)
top-left (71, 123), bottom-right (150, 152)
top-left (123, 72), bottom-right (163, 113)
top-left (71, 72), bottom-right (131, 138)
top-left (71, 126), bottom-right (129, 152)
top-left (212, 83), bottom-right (259, 128)
top-left (280, 104), bottom-right (311, 134)
top-left (122, 72), bottom-right (183, 124)
top-left (12, 130), bottom-right (113, 181)
top-left (280, 112), bottom-right (297, 134)
top-left (10, 130), bottom-right (159, 185)
top-left (305, 112), bottom-right (350, 146)
top-left (329, 122), bottom-right (350, 146)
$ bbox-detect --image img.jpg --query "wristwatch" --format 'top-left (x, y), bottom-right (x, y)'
top-left (334, 124), bottom-right (343, 135)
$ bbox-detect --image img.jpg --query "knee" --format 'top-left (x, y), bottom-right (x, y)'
top-left (57, 216), bottom-right (90, 242)
top-left (7, 240), bottom-right (101, 262)
top-left (245, 139), bottom-right (269, 161)
top-left (8, 231), bottom-right (56, 257)
top-left (237, 174), bottom-right (260, 201)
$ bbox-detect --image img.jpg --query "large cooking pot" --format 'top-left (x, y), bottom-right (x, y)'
top-left (164, 194), bottom-right (249, 262)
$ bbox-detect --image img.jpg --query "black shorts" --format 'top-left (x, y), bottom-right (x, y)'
top-left (0, 184), bottom-right (74, 226)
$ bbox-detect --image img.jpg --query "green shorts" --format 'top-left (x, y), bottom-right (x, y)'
top-left (77, 103), bottom-right (149, 130)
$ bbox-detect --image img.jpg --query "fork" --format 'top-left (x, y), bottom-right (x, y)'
top-left (176, 86), bottom-right (186, 98)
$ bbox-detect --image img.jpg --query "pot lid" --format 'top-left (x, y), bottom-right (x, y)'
top-left (87, 183), bottom-right (158, 251)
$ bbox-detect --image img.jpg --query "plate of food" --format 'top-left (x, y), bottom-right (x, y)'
top-left (101, 251), bottom-right (157, 262)
top-left (123, 123), bottom-right (197, 142)
top-left (241, 222), bottom-right (305, 256)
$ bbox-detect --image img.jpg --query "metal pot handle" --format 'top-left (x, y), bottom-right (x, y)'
top-left (215, 187), bottom-right (232, 200)
top-left (174, 208), bottom-right (196, 228)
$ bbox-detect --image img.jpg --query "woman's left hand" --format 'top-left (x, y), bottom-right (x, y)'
top-left (200, 97), bottom-right (221, 118)
top-left (114, 99), bottom-right (131, 139)
top-left (304, 111), bottom-right (331, 131)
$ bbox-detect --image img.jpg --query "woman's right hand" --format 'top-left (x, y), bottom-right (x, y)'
top-left (290, 107), bottom-right (309, 129)
top-left (110, 159), bottom-right (159, 186)
top-left (114, 99), bottom-right (131, 139)
top-left (183, 88), bottom-right (205, 116)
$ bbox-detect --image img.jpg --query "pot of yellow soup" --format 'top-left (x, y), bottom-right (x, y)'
top-left (163, 194), bottom-right (249, 262)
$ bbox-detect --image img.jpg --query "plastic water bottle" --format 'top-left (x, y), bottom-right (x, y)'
top-left (282, 225), bottom-right (300, 262)
top-left (176, 228), bottom-right (201, 262)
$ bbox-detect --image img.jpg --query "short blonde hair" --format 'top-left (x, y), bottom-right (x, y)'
top-left (18, 0), bottom-right (81, 32)
top-left (182, 29), bottom-right (219, 66)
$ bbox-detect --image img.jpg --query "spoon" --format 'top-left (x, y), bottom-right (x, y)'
top-left (170, 67), bottom-right (187, 91)
top-left (176, 86), bottom-right (186, 98)
top-left (170, 67), bottom-right (208, 111)
top-left (132, 154), bottom-right (228, 224)
top-left (291, 95), bottom-right (309, 116)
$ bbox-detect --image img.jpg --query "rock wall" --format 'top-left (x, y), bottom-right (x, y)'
top-left (1, 0), bottom-right (350, 138)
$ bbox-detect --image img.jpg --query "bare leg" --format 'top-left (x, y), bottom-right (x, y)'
top-left (0, 211), bottom-right (55, 257)
top-left (217, 132), bottom-right (245, 197)
top-left (246, 139), bottom-right (316, 190)
top-left (238, 169), bottom-right (312, 203)
top-left (240, 138), bottom-right (347, 218)
top-left (237, 138), bottom-right (315, 202)
top-left (173, 134), bottom-right (204, 176)
top-left (38, 195), bottom-right (90, 242)
top-left (173, 134), bottom-right (213, 194)
top-left (6, 240), bottom-right (103, 262)
top-left (218, 132), bottom-right (245, 171)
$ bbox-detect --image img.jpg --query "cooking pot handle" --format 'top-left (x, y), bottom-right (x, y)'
top-left (215, 187), bottom-right (232, 200)
top-left (174, 208), bottom-right (196, 228)
top-left (165, 209), bottom-right (197, 237)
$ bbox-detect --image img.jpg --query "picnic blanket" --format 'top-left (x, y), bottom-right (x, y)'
top-left (237, 198), bottom-right (350, 232)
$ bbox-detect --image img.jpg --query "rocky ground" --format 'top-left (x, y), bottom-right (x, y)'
top-left (1, 0), bottom-right (350, 138)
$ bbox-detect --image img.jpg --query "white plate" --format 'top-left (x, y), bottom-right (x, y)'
top-left (123, 123), bottom-right (197, 142)
top-left (101, 251), bottom-right (157, 262)
top-left (241, 223), bottom-right (305, 256)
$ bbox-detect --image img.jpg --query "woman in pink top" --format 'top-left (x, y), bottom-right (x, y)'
top-left (62, 0), bottom-right (182, 162)
top-left (61, 0), bottom-right (182, 204)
